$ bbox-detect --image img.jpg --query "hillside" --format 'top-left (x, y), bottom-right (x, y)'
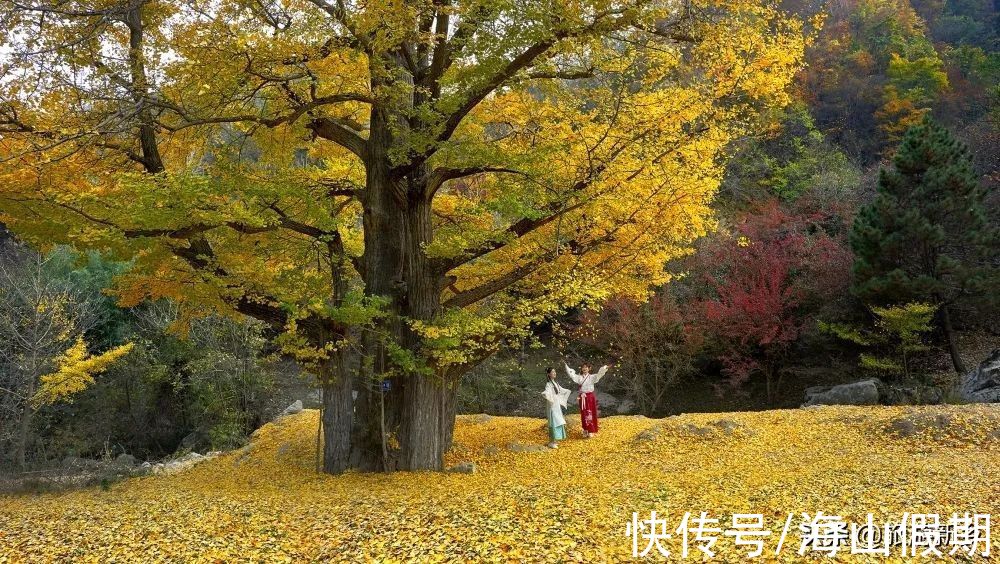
top-left (2, 406), bottom-right (998, 562)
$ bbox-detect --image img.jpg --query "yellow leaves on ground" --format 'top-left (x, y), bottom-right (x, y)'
top-left (1, 405), bottom-right (998, 562)
top-left (31, 338), bottom-right (134, 407)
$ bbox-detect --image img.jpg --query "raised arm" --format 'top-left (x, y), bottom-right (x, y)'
top-left (591, 365), bottom-right (609, 384)
top-left (565, 362), bottom-right (583, 384)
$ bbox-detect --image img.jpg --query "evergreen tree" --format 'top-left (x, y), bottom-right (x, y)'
top-left (850, 116), bottom-right (999, 374)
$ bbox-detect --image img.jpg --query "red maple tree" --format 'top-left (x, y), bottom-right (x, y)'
top-left (692, 201), bottom-right (852, 402)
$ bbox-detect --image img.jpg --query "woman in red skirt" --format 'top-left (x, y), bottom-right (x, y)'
top-left (565, 362), bottom-right (609, 438)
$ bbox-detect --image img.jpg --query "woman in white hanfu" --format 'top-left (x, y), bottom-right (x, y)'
top-left (565, 362), bottom-right (609, 438)
top-left (542, 367), bottom-right (571, 449)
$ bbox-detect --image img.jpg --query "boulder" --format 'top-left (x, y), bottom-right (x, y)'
top-left (803, 379), bottom-right (880, 407)
top-left (679, 423), bottom-right (714, 437)
top-left (151, 451), bottom-right (216, 475)
top-left (616, 398), bottom-right (636, 414)
top-left (880, 383), bottom-right (944, 406)
top-left (708, 418), bottom-right (746, 435)
top-left (634, 426), bottom-right (662, 443)
top-left (114, 453), bottom-right (137, 467)
top-left (468, 414), bottom-right (493, 424)
top-left (281, 400), bottom-right (304, 416)
top-left (958, 349), bottom-right (1000, 403)
top-left (886, 413), bottom-right (953, 438)
top-left (483, 445), bottom-right (501, 456)
top-left (178, 431), bottom-right (206, 451)
top-left (446, 462), bottom-right (477, 474)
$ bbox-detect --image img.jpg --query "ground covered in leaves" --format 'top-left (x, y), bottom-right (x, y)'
top-left (2, 405), bottom-right (999, 562)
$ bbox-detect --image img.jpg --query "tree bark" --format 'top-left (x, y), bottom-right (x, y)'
top-left (940, 305), bottom-right (966, 375)
top-left (321, 353), bottom-right (355, 474)
top-left (15, 403), bottom-right (32, 470)
top-left (440, 378), bottom-right (458, 453)
top-left (15, 352), bottom-right (39, 470)
top-left (353, 104), bottom-right (450, 471)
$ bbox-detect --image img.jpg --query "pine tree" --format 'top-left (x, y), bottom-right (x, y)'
top-left (850, 116), bottom-right (999, 374)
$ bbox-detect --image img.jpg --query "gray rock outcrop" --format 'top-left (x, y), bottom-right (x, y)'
top-left (281, 400), bottom-right (304, 416)
top-left (803, 379), bottom-right (881, 406)
top-left (958, 349), bottom-right (1000, 403)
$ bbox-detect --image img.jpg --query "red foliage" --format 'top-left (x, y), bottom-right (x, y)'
top-left (690, 201), bottom-right (852, 396)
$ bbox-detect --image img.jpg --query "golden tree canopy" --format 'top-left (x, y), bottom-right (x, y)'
top-left (0, 0), bottom-right (807, 366)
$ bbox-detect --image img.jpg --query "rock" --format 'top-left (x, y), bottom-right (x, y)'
top-left (803, 379), bottom-right (881, 407)
top-left (596, 391), bottom-right (619, 412)
top-left (483, 445), bottom-right (501, 456)
top-left (151, 451), bottom-right (216, 475)
top-left (616, 398), bottom-right (636, 414)
top-left (709, 419), bottom-right (745, 435)
top-left (179, 452), bottom-right (205, 462)
top-left (468, 414), bottom-right (493, 424)
top-left (507, 442), bottom-right (549, 453)
top-left (281, 400), bottom-right (304, 416)
top-left (679, 423), bottom-right (714, 437)
top-left (887, 413), bottom-right (953, 438)
top-left (114, 454), bottom-right (137, 467)
top-left (446, 462), bottom-right (477, 474)
top-left (635, 426), bottom-right (662, 442)
top-left (178, 431), bottom-right (204, 451)
top-left (958, 349), bottom-right (1000, 403)
top-left (880, 383), bottom-right (944, 406)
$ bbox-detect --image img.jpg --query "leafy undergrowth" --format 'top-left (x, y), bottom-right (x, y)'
top-left (1, 405), bottom-right (999, 562)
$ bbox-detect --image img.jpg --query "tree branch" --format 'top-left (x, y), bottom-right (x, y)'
top-left (426, 166), bottom-right (524, 198)
top-left (307, 117), bottom-right (368, 162)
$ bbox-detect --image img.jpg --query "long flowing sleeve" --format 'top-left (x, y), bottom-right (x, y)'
top-left (554, 382), bottom-right (571, 408)
top-left (565, 362), bottom-right (583, 385)
top-left (543, 382), bottom-right (571, 408)
top-left (591, 365), bottom-right (609, 384)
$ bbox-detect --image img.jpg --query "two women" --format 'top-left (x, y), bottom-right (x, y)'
top-left (542, 361), bottom-right (610, 447)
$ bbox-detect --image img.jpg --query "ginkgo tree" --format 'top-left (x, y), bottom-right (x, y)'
top-left (0, 246), bottom-right (132, 469)
top-left (0, 0), bottom-right (807, 472)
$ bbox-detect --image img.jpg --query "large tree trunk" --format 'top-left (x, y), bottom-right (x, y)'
top-left (940, 305), bottom-right (966, 375)
top-left (321, 353), bottom-right (355, 474)
top-left (396, 197), bottom-right (450, 470)
top-left (350, 104), bottom-right (451, 471)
